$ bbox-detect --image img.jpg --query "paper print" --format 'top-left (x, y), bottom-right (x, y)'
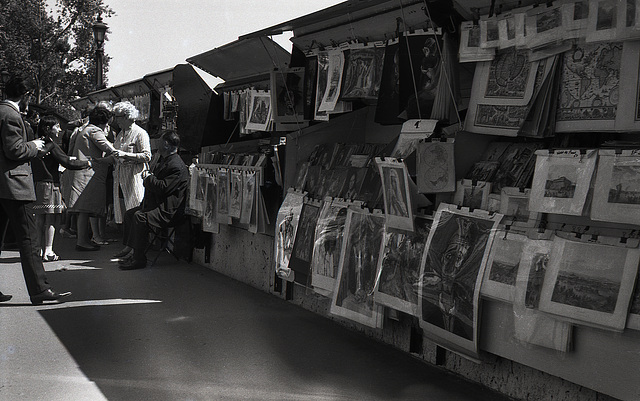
top-left (240, 170), bottom-right (256, 225)
top-left (274, 190), bottom-right (306, 281)
top-left (271, 68), bottom-right (305, 123)
top-left (480, 230), bottom-right (527, 302)
top-left (459, 21), bottom-right (495, 63)
top-left (228, 169), bottom-right (243, 219)
top-left (245, 90), bottom-right (272, 131)
top-left (586, 0), bottom-right (619, 43)
top-left (202, 173), bottom-right (218, 233)
top-left (318, 50), bottom-right (345, 113)
top-left (500, 187), bottom-right (538, 227)
top-left (216, 167), bottom-right (230, 223)
top-left (591, 149), bottom-right (640, 225)
top-left (376, 158), bottom-right (414, 232)
top-left (341, 45), bottom-right (385, 99)
top-left (453, 179), bottom-right (491, 210)
top-left (416, 139), bottom-right (456, 193)
top-left (289, 200), bottom-right (322, 285)
top-left (314, 52), bottom-right (330, 121)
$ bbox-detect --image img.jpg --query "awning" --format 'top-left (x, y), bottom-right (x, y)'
top-left (143, 68), bottom-right (173, 92)
top-left (186, 37), bottom-right (290, 83)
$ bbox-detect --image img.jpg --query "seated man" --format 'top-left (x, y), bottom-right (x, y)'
top-left (119, 130), bottom-right (189, 270)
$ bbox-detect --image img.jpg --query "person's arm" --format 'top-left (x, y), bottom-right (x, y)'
top-left (48, 142), bottom-right (90, 170)
top-left (121, 131), bottom-right (152, 163)
top-left (1, 115), bottom-right (40, 161)
top-left (88, 128), bottom-right (116, 155)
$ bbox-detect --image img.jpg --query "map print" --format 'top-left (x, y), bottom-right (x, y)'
top-left (485, 49), bottom-right (531, 99)
top-left (557, 42), bottom-right (622, 123)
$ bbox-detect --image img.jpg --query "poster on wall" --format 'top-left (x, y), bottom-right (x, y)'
top-left (274, 189), bottom-right (306, 281)
top-left (538, 234), bottom-right (640, 331)
top-left (318, 50), bottom-right (345, 113)
top-left (511, 234), bottom-right (572, 352)
top-left (202, 173), bottom-right (219, 234)
top-left (229, 169), bottom-right (243, 219)
top-left (331, 208), bottom-right (385, 328)
top-left (418, 203), bottom-right (502, 360)
top-left (480, 230), bottom-right (527, 303)
top-left (591, 149), bottom-right (640, 225)
top-left (289, 199), bottom-right (322, 286)
top-left (555, 42), bottom-right (622, 132)
top-left (341, 44), bottom-right (385, 100)
top-left (528, 149), bottom-right (597, 216)
top-left (240, 170), bottom-right (257, 225)
top-left (271, 67), bottom-right (305, 124)
top-left (375, 39), bottom-right (402, 125)
top-left (245, 90), bottom-right (272, 131)
top-left (216, 167), bottom-right (230, 224)
top-left (375, 158), bottom-right (414, 232)
top-left (374, 215), bottom-right (432, 316)
top-left (416, 139), bottom-right (456, 193)
top-left (310, 199), bottom-right (359, 296)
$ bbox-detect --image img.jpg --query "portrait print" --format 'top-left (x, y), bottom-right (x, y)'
top-left (331, 208), bottom-right (385, 328)
top-left (418, 204), bottom-right (502, 360)
top-left (240, 170), bottom-right (257, 225)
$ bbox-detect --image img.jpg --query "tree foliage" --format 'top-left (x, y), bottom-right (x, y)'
top-left (0, 0), bottom-right (113, 120)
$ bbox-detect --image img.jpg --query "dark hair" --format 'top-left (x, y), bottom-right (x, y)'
top-left (4, 75), bottom-right (31, 99)
top-left (88, 105), bottom-right (112, 125)
top-left (161, 130), bottom-right (180, 148)
top-left (37, 115), bottom-right (58, 138)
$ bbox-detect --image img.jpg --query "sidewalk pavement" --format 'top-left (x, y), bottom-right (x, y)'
top-left (0, 228), bottom-right (512, 401)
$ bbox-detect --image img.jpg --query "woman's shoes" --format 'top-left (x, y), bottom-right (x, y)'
top-left (113, 248), bottom-right (132, 259)
top-left (60, 228), bottom-right (77, 238)
top-left (42, 253), bottom-right (60, 262)
top-left (91, 237), bottom-right (109, 246)
top-left (76, 243), bottom-right (100, 251)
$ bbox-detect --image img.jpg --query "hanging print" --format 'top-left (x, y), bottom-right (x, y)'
top-left (202, 172), bottom-right (218, 234)
top-left (245, 90), bottom-right (272, 131)
top-left (375, 157), bottom-right (414, 232)
top-left (240, 170), bottom-right (257, 225)
top-left (341, 45), bottom-right (385, 100)
top-left (289, 199), bottom-right (322, 286)
top-left (318, 49), bottom-right (345, 113)
top-left (592, 149), bottom-right (640, 225)
top-left (229, 169), bottom-right (243, 219)
top-left (418, 203), bottom-right (502, 360)
top-left (416, 139), bottom-right (456, 193)
top-left (480, 230), bottom-right (527, 303)
top-left (216, 167), bottom-right (230, 224)
top-left (274, 189), bottom-right (306, 281)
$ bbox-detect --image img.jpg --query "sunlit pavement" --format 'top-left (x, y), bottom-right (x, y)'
top-left (0, 230), bottom-right (510, 401)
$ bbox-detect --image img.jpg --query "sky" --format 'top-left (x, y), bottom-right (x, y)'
top-left (102, 0), bottom-right (344, 88)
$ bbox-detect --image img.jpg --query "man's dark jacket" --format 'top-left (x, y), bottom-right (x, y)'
top-left (141, 152), bottom-right (189, 228)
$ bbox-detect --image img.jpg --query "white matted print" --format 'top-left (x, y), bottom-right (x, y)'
top-left (274, 189), bottom-right (306, 281)
top-left (245, 90), bottom-right (272, 131)
top-left (416, 139), bottom-right (456, 193)
top-left (318, 50), bottom-right (345, 113)
top-left (586, 0), bottom-right (619, 43)
top-left (539, 235), bottom-right (640, 331)
top-left (525, 4), bottom-right (564, 49)
top-left (498, 10), bottom-right (526, 49)
top-left (529, 149), bottom-right (597, 216)
top-left (562, 0), bottom-right (590, 38)
top-left (459, 21), bottom-right (495, 63)
top-left (591, 149), bottom-right (640, 225)
top-left (375, 158), bottom-right (414, 232)
top-left (453, 179), bottom-right (491, 210)
top-left (480, 230), bottom-right (527, 302)
top-left (500, 187), bottom-right (539, 227)
top-left (480, 15), bottom-right (500, 49)
top-left (374, 215), bottom-right (433, 316)
top-left (418, 203), bottom-right (502, 360)
top-left (331, 208), bottom-right (385, 328)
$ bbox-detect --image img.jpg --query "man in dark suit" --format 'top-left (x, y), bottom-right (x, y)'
top-left (0, 75), bottom-right (70, 304)
top-left (119, 130), bottom-right (189, 270)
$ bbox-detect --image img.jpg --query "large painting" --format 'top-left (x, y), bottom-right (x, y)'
top-left (539, 235), bottom-right (640, 331)
top-left (529, 149), bottom-right (597, 216)
top-left (374, 215), bottom-right (432, 316)
top-left (418, 203), bottom-right (502, 360)
top-left (331, 208), bottom-right (385, 328)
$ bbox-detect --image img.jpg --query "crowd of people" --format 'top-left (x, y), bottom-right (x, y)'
top-left (0, 74), bottom-right (190, 305)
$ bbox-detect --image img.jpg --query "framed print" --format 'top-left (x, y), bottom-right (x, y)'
top-left (331, 208), bottom-right (385, 328)
top-left (418, 203), bottom-right (502, 360)
top-left (228, 169), bottom-right (243, 219)
top-left (240, 170), bottom-right (257, 225)
top-left (591, 149), bottom-right (640, 225)
top-left (274, 189), bottom-right (306, 281)
top-left (416, 139), bottom-right (456, 193)
top-left (289, 199), bottom-right (322, 286)
top-left (216, 167), bottom-right (230, 224)
top-left (459, 21), bottom-right (495, 63)
top-left (202, 173), bottom-right (219, 234)
top-left (245, 90), bottom-right (272, 131)
top-left (314, 52), bottom-right (330, 121)
top-left (270, 67), bottom-right (305, 123)
top-left (500, 187), bottom-right (539, 227)
top-left (340, 44), bottom-right (385, 100)
top-left (586, 0), bottom-right (619, 43)
top-left (375, 158), bottom-right (414, 232)
top-left (310, 198), bottom-right (361, 295)
top-left (539, 235), bottom-right (640, 331)
top-left (453, 179), bottom-right (491, 210)
top-left (627, 272), bottom-right (640, 330)
top-left (529, 149), bottom-right (597, 216)
top-left (480, 230), bottom-right (527, 303)
top-left (374, 214), bottom-right (433, 316)
top-left (479, 15), bottom-right (500, 49)
top-left (525, 4), bottom-right (564, 49)
top-left (562, 0), bottom-right (590, 38)
top-left (318, 49), bottom-right (345, 113)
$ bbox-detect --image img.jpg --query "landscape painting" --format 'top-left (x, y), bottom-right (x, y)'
top-left (591, 150), bottom-right (640, 225)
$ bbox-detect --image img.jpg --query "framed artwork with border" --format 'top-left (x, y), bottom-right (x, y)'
top-left (418, 203), bottom-right (503, 361)
top-left (539, 234), bottom-right (640, 331)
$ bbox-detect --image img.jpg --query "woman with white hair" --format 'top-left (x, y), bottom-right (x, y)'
top-left (111, 101), bottom-right (151, 259)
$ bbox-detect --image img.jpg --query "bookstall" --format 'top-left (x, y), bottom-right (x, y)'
top-left (186, 1), bottom-right (640, 400)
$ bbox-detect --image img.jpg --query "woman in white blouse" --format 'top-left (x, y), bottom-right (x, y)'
top-left (111, 101), bottom-right (151, 259)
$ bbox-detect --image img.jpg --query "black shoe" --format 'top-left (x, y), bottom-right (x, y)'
top-left (30, 289), bottom-right (71, 305)
top-left (0, 292), bottom-right (12, 302)
top-left (76, 243), bottom-right (100, 251)
top-left (119, 258), bottom-right (147, 270)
